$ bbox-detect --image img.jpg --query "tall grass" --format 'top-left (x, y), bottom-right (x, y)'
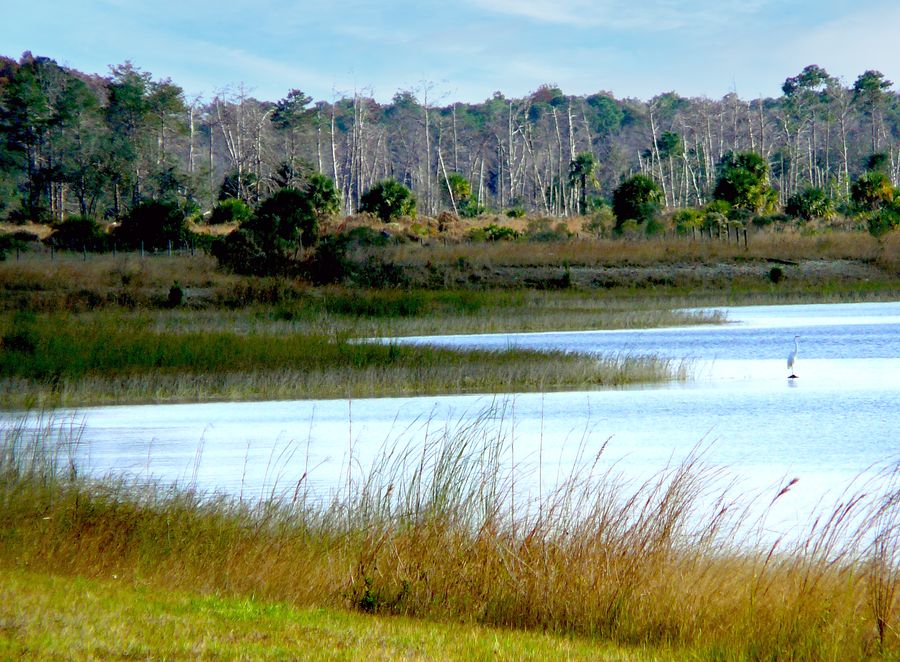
top-left (3, 411), bottom-right (899, 659)
top-left (0, 314), bottom-right (681, 408)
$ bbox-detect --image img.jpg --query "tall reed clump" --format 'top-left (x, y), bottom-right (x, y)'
top-left (2, 409), bottom-right (899, 659)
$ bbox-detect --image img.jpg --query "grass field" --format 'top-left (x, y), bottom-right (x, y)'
top-left (0, 570), bottom-right (652, 660)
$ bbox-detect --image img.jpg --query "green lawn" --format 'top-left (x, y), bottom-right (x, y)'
top-left (0, 570), bottom-right (656, 661)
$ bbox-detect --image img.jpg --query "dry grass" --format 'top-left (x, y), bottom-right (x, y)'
top-left (3, 411), bottom-right (900, 659)
top-left (386, 227), bottom-right (888, 268)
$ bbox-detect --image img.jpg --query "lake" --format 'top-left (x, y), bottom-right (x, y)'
top-left (9, 301), bottom-right (900, 539)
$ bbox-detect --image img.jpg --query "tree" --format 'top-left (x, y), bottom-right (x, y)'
top-left (612, 174), bottom-right (662, 230)
top-left (359, 179), bottom-right (416, 222)
top-left (568, 152), bottom-right (596, 215)
top-left (853, 70), bottom-right (892, 154)
top-left (713, 151), bottom-right (777, 213)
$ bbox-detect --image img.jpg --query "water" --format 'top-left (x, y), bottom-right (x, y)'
top-left (8, 301), bottom-right (900, 537)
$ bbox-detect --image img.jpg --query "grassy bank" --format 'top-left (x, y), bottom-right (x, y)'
top-left (3, 415), bottom-right (899, 659)
top-left (0, 570), bottom-right (644, 660)
top-left (0, 312), bottom-right (684, 409)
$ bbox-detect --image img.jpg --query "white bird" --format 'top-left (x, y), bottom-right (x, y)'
top-left (787, 335), bottom-right (800, 378)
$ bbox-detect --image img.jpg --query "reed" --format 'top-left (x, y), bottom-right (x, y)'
top-left (2, 411), bottom-right (898, 659)
top-left (0, 313), bottom-right (680, 408)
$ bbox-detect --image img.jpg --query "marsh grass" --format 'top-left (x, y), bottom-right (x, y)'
top-left (0, 314), bottom-right (681, 407)
top-left (3, 411), bottom-right (900, 659)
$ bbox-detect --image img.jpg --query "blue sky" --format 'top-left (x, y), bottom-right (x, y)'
top-left (3, 1), bottom-right (898, 104)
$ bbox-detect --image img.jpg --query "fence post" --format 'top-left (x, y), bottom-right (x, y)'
top-left (167, 240), bottom-right (172, 257)
top-left (83, 244), bottom-right (87, 261)
top-left (140, 241), bottom-right (144, 258)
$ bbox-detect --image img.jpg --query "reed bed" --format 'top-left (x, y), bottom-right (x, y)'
top-left (0, 314), bottom-right (681, 408)
top-left (3, 411), bottom-right (899, 659)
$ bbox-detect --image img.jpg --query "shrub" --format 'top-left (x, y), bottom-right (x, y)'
top-left (673, 208), bottom-right (704, 235)
top-left (360, 179), bottom-right (416, 222)
top-left (612, 174), bottom-right (662, 231)
top-left (209, 198), bottom-right (251, 225)
top-left (467, 223), bottom-right (520, 242)
top-left (114, 200), bottom-right (192, 251)
top-left (46, 216), bottom-right (108, 251)
top-left (786, 187), bottom-right (834, 221)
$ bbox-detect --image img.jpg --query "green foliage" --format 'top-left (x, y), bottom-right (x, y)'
top-left (673, 208), bottom-right (704, 235)
top-left (209, 198), bottom-right (251, 225)
top-left (713, 151), bottom-right (777, 213)
top-left (46, 216), bottom-right (108, 250)
top-left (245, 188), bottom-right (319, 250)
top-left (303, 172), bottom-right (341, 217)
top-left (459, 198), bottom-right (486, 218)
top-left (867, 206), bottom-right (900, 237)
top-left (360, 179), bottom-right (416, 222)
top-left (851, 171), bottom-right (894, 212)
top-left (443, 172), bottom-right (472, 209)
top-left (785, 187), bottom-right (834, 221)
top-left (467, 223), bottom-right (520, 242)
top-left (114, 199), bottom-right (191, 251)
top-left (505, 206), bottom-right (526, 218)
top-left (612, 174), bottom-right (662, 230)
top-left (215, 187), bottom-right (320, 275)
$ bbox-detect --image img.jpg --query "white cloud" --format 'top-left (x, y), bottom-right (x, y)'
top-left (465, 0), bottom-right (772, 31)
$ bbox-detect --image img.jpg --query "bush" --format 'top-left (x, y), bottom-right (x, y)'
top-left (584, 206), bottom-right (615, 237)
top-left (209, 198), bottom-right (251, 225)
top-left (46, 216), bottom-right (108, 251)
top-left (467, 223), bottom-right (520, 242)
top-left (526, 219), bottom-right (571, 242)
top-left (243, 188), bottom-right (319, 252)
top-left (786, 187), bottom-right (834, 221)
top-left (673, 208), bottom-right (704, 235)
top-left (612, 174), bottom-right (662, 231)
top-left (114, 200), bottom-right (192, 251)
top-left (851, 171), bottom-right (894, 212)
top-left (211, 229), bottom-right (279, 276)
top-left (359, 179), bottom-right (416, 222)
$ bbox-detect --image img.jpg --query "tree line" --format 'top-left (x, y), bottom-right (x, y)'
top-left (1, 52), bottom-right (899, 237)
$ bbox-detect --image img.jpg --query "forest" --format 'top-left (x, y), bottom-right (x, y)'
top-left (1, 51), bottom-right (899, 244)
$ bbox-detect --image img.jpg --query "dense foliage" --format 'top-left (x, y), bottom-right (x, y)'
top-left (1, 52), bottom-right (900, 238)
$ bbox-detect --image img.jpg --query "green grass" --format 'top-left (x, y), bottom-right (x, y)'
top-left (0, 311), bottom-right (685, 408)
top-left (3, 415), bottom-right (900, 660)
top-left (0, 570), bottom-right (653, 660)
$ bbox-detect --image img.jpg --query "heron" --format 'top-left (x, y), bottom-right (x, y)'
top-left (787, 335), bottom-right (800, 378)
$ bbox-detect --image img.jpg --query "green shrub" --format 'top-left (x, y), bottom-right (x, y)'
top-left (209, 198), bottom-right (251, 225)
top-left (359, 180), bottom-right (416, 222)
top-left (46, 216), bottom-right (108, 251)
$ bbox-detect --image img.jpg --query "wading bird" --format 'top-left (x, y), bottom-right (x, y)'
top-left (787, 335), bottom-right (800, 378)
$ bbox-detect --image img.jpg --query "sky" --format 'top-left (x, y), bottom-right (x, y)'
top-left (3, 0), bottom-right (899, 105)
